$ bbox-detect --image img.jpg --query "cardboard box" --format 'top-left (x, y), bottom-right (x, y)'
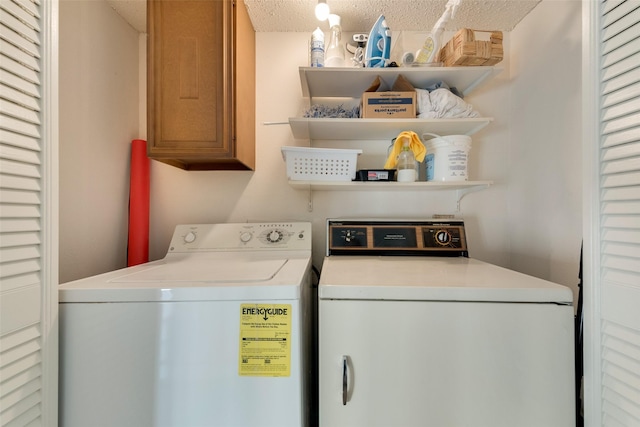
top-left (360, 74), bottom-right (416, 118)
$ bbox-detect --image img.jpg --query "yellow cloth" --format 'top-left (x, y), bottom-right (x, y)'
top-left (384, 131), bottom-right (427, 169)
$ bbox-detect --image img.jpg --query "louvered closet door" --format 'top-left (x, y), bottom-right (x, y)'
top-left (589, 0), bottom-right (640, 425)
top-left (1, 0), bottom-right (57, 425)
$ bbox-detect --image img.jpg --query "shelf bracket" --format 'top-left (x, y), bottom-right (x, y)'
top-left (307, 187), bottom-right (313, 212)
top-left (455, 184), bottom-right (487, 211)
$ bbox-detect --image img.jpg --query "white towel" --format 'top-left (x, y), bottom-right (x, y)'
top-left (416, 88), bottom-right (481, 119)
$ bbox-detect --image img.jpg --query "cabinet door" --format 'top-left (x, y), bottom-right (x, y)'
top-left (319, 299), bottom-right (575, 427)
top-left (147, 0), bottom-right (255, 170)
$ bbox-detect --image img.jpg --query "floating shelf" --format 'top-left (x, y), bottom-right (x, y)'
top-left (299, 66), bottom-right (503, 99)
top-left (288, 117), bottom-right (493, 140)
top-left (287, 180), bottom-right (493, 192)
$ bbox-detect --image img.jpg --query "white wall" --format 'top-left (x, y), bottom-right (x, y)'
top-left (59, 0), bottom-right (583, 304)
top-left (59, 0), bottom-right (141, 283)
top-left (508, 0), bottom-right (583, 301)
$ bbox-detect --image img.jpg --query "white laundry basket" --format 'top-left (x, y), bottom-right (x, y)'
top-left (281, 147), bottom-right (362, 181)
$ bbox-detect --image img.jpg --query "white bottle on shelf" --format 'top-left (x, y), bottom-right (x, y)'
top-left (310, 27), bottom-right (325, 67)
top-left (396, 141), bottom-right (417, 182)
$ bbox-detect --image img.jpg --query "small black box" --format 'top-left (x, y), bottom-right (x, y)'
top-left (355, 169), bottom-right (396, 181)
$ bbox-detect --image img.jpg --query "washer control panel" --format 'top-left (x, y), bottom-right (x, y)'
top-left (168, 222), bottom-right (311, 252)
top-left (327, 219), bottom-right (467, 257)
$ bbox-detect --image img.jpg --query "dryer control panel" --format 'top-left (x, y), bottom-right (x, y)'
top-left (327, 219), bottom-right (468, 257)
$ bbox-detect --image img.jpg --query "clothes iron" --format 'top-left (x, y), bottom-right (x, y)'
top-left (365, 15), bottom-right (391, 68)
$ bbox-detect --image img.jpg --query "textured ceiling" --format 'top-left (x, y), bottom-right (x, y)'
top-left (107, 0), bottom-right (541, 34)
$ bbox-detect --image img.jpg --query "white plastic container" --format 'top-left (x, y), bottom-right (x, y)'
top-left (423, 133), bottom-right (471, 181)
top-left (281, 146), bottom-right (362, 181)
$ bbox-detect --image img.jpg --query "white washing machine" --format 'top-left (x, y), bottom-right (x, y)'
top-left (59, 222), bottom-right (315, 427)
top-left (318, 219), bottom-right (575, 427)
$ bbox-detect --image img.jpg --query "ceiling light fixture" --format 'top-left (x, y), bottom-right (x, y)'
top-left (315, 0), bottom-right (330, 21)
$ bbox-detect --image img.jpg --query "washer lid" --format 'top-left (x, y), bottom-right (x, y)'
top-left (319, 256), bottom-right (573, 304)
top-left (59, 253), bottom-right (311, 303)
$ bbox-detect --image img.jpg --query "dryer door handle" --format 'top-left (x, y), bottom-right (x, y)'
top-left (342, 355), bottom-right (349, 405)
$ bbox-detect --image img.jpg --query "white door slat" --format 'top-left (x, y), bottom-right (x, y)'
top-left (602, 156), bottom-right (640, 174)
top-left (0, 26), bottom-right (39, 60)
top-left (0, 189), bottom-right (40, 204)
top-left (603, 81), bottom-right (640, 109)
top-left (602, 111), bottom-right (640, 134)
top-left (0, 147), bottom-right (42, 166)
top-left (602, 0), bottom-right (625, 16)
top-left (602, 255), bottom-right (640, 273)
top-left (602, 200), bottom-right (640, 215)
top-left (0, 114), bottom-right (41, 139)
top-left (603, 270), bottom-right (640, 289)
top-left (604, 320), bottom-right (640, 348)
top-left (602, 127), bottom-right (640, 148)
top-left (602, 68), bottom-right (640, 96)
top-left (4, 404), bottom-right (41, 427)
top-left (0, 325), bottom-right (40, 353)
top-left (602, 284), bottom-right (640, 330)
top-left (602, 139), bottom-right (640, 160)
top-left (602, 374), bottom-right (640, 411)
top-left (0, 246), bottom-right (41, 264)
top-left (603, 32), bottom-right (640, 66)
top-left (0, 0), bottom-right (40, 31)
top-left (0, 84), bottom-right (41, 112)
top-left (0, 351), bottom-right (42, 383)
top-left (602, 3), bottom-right (640, 41)
top-left (601, 390), bottom-right (640, 425)
top-left (0, 259), bottom-right (41, 281)
top-left (0, 99), bottom-right (40, 124)
top-left (0, 131), bottom-right (40, 152)
top-left (603, 242), bottom-right (640, 259)
top-left (602, 172), bottom-right (640, 188)
top-left (0, 373), bottom-right (41, 410)
top-left (602, 216), bottom-right (640, 229)
top-left (602, 52), bottom-right (640, 83)
top-left (0, 219), bottom-right (40, 233)
top-left (602, 229), bottom-right (640, 244)
top-left (602, 187), bottom-right (640, 202)
top-left (0, 204), bottom-right (41, 218)
top-left (0, 272), bottom-right (40, 292)
top-left (0, 175), bottom-right (41, 192)
top-left (0, 366), bottom-right (42, 400)
top-left (602, 97), bottom-right (640, 121)
top-left (0, 285), bottom-right (41, 335)
top-left (0, 231), bottom-right (40, 248)
top-left (13, 0), bottom-right (40, 19)
top-left (0, 10), bottom-right (40, 48)
top-left (0, 69), bottom-right (41, 97)
top-left (0, 46), bottom-right (41, 80)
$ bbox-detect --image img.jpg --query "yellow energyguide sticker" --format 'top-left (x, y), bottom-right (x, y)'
top-left (238, 304), bottom-right (292, 377)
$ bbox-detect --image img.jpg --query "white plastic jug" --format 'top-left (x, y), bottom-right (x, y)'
top-left (422, 133), bottom-right (472, 181)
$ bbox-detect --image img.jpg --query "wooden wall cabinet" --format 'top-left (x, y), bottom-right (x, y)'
top-left (147, 0), bottom-right (255, 170)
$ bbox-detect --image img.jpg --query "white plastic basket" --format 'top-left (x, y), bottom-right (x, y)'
top-left (281, 146), bottom-right (362, 181)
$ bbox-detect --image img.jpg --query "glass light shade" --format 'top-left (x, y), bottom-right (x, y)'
top-left (315, 0), bottom-right (330, 21)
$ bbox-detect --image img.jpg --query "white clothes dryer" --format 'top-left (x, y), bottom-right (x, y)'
top-left (318, 219), bottom-right (575, 427)
top-left (59, 222), bottom-right (314, 427)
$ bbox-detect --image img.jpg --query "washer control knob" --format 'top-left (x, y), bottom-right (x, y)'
top-left (240, 232), bottom-right (252, 243)
top-left (267, 230), bottom-right (283, 243)
top-left (184, 231), bottom-right (197, 244)
top-left (435, 229), bottom-right (451, 245)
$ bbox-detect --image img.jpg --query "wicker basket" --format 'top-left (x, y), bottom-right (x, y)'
top-left (438, 29), bottom-right (503, 67)
top-left (281, 146), bottom-right (362, 181)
